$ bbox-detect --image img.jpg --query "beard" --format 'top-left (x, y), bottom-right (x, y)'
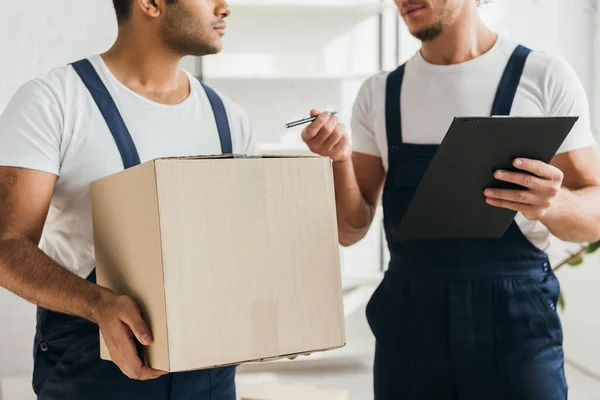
top-left (160, 3), bottom-right (221, 57)
top-left (410, 0), bottom-right (455, 42)
top-left (413, 20), bottom-right (444, 41)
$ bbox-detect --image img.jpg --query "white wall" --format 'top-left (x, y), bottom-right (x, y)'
top-left (0, 0), bottom-right (118, 377)
top-left (556, 250), bottom-right (600, 376)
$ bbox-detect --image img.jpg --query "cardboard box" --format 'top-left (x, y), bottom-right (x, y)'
top-left (241, 381), bottom-right (350, 400)
top-left (90, 155), bottom-right (345, 372)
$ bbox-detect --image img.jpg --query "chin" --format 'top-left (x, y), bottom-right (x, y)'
top-left (204, 38), bottom-right (223, 55)
top-left (202, 46), bottom-right (222, 56)
top-left (405, 18), bottom-right (430, 33)
top-left (409, 20), bottom-right (444, 41)
top-left (408, 24), bottom-right (424, 36)
top-left (212, 42), bottom-right (223, 54)
top-left (185, 42), bottom-right (222, 57)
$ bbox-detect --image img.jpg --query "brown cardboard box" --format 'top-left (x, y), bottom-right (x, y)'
top-left (241, 381), bottom-right (350, 400)
top-left (90, 155), bottom-right (345, 372)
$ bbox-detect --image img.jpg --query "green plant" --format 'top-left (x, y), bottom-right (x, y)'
top-left (553, 240), bottom-right (600, 310)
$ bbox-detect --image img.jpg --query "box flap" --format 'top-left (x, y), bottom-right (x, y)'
top-left (153, 153), bottom-right (321, 161)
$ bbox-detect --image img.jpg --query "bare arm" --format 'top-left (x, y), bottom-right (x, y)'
top-left (0, 166), bottom-right (166, 380)
top-left (542, 147), bottom-right (600, 242)
top-left (0, 166), bottom-right (105, 319)
top-left (485, 146), bottom-right (600, 243)
top-left (301, 110), bottom-right (386, 246)
top-left (332, 153), bottom-right (385, 246)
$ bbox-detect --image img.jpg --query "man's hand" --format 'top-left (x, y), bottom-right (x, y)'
top-left (301, 109), bottom-right (352, 163)
top-left (92, 292), bottom-right (167, 381)
top-left (484, 158), bottom-right (564, 220)
top-left (288, 352), bottom-right (312, 360)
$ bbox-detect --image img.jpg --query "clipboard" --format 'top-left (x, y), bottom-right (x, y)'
top-left (394, 116), bottom-right (579, 241)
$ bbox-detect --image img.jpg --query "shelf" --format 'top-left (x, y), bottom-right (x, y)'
top-left (228, 0), bottom-right (396, 14)
top-left (202, 0), bottom-right (391, 78)
top-left (204, 75), bottom-right (373, 81)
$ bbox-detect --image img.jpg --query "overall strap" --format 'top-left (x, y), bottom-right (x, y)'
top-left (198, 79), bottom-right (233, 154)
top-left (491, 44), bottom-right (532, 116)
top-left (385, 64), bottom-right (407, 147)
top-left (71, 59), bottom-right (141, 169)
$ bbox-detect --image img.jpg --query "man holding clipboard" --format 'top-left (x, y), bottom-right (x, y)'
top-left (301, 0), bottom-right (600, 399)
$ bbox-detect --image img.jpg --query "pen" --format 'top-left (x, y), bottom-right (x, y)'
top-left (285, 111), bottom-right (337, 129)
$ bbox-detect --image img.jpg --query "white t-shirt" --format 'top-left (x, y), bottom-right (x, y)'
top-left (0, 55), bottom-right (258, 279)
top-left (351, 36), bottom-right (596, 250)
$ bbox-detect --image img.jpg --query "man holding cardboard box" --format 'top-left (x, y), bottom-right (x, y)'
top-left (0, 1), bottom-right (258, 399)
top-left (302, 0), bottom-right (600, 399)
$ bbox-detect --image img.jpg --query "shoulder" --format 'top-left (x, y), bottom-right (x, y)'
top-left (360, 70), bottom-right (391, 95)
top-left (356, 51), bottom-right (422, 102)
top-left (354, 70), bottom-right (394, 114)
top-left (0, 61), bottom-right (84, 127)
top-left (186, 74), bottom-right (257, 153)
top-left (187, 73), bottom-right (250, 127)
top-left (7, 61), bottom-right (91, 121)
top-left (519, 45), bottom-right (581, 90)
top-left (220, 92), bottom-right (251, 126)
top-left (28, 62), bottom-right (83, 100)
top-left (523, 49), bottom-right (588, 114)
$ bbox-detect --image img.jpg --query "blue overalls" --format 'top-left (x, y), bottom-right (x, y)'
top-left (32, 59), bottom-right (236, 400)
top-left (365, 45), bottom-right (569, 399)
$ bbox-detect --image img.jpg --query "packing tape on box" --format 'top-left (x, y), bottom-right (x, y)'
top-left (232, 153), bottom-right (263, 159)
top-left (251, 299), bottom-right (280, 356)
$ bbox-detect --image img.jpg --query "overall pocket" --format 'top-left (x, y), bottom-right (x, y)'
top-left (33, 329), bottom-right (82, 395)
top-left (365, 271), bottom-right (405, 345)
top-left (497, 271), bottom-right (564, 361)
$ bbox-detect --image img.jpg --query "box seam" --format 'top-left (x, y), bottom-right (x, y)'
top-left (325, 159), bottom-right (346, 344)
top-left (154, 161), bottom-right (171, 371)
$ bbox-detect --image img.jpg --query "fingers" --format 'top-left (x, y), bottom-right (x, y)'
top-left (119, 326), bottom-right (150, 378)
top-left (513, 158), bottom-right (564, 182)
top-left (485, 197), bottom-right (545, 220)
top-left (302, 112), bottom-right (335, 142)
top-left (322, 122), bottom-right (346, 152)
top-left (483, 188), bottom-right (551, 207)
top-left (309, 109), bottom-right (320, 118)
top-left (140, 365), bottom-right (169, 379)
top-left (115, 326), bottom-right (167, 380)
top-left (330, 135), bottom-right (351, 162)
top-left (301, 110), bottom-right (351, 162)
top-left (493, 170), bottom-right (559, 194)
top-left (320, 115), bottom-right (339, 144)
top-left (118, 297), bottom-right (153, 346)
top-left (288, 352), bottom-right (312, 361)
top-left (98, 295), bottom-right (167, 381)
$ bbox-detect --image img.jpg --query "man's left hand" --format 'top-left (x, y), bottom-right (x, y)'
top-left (484, 158), bottom-right (564, 220)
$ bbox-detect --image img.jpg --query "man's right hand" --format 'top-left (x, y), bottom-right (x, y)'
top-left (301, 109), bottom-right (352, 163)
top-left (92, 292), bottom-right (167, 381)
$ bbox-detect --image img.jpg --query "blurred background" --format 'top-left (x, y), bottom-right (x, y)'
top-left (1, 0), bottom-right (600, 398)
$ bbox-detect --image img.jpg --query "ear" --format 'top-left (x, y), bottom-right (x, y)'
top-left (134, 0), bottom-right (164, 19)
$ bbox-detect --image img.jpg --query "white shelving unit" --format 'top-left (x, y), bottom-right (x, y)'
top-left (195, 0), bottom-right (402, 289)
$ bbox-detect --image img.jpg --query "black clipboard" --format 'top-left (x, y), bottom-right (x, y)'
top-left (395, 116), bottom-right (579, 241)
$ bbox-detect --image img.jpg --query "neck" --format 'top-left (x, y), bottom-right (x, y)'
top-left (101, 26), bottom-right (184, 92)
top-left (420, 9), bottom-right (497, 65)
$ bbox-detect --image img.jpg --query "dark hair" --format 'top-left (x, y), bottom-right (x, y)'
top-left (112, 0), bottom-right (177, 24)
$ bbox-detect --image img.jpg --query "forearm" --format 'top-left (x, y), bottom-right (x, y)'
top-left (0, 235), bottom-right (108, 323)
top-left (332, 159), bottom-right (375, 246)
top-left (541, 185), bottom-right (600, 243)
